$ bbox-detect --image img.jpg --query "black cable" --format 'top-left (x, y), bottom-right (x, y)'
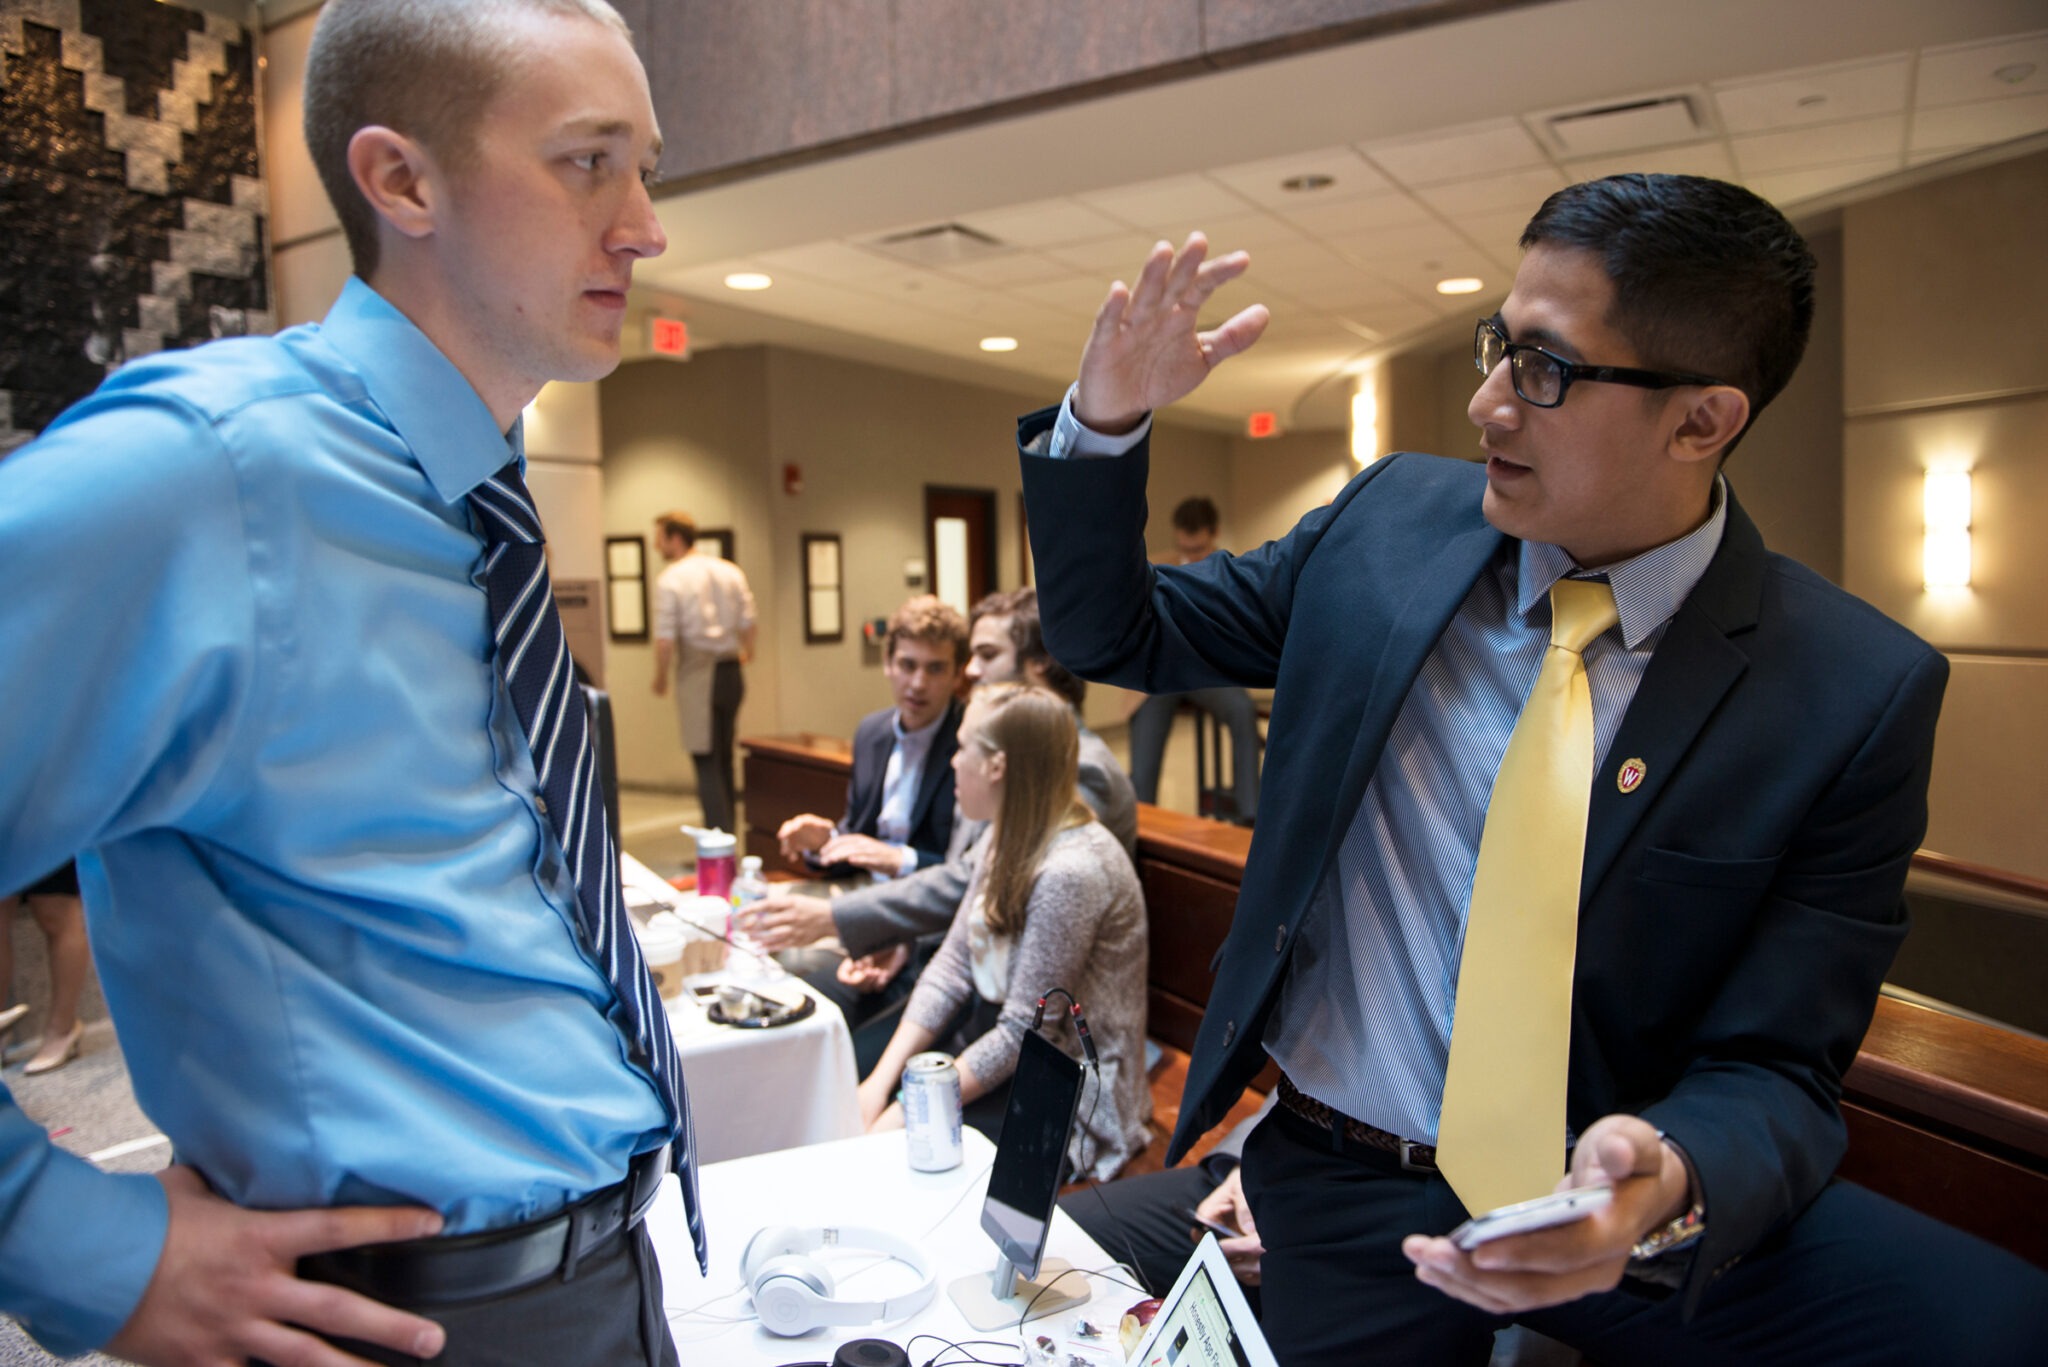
top-left (1011, 1262), bottom-right (1153, 1343)
top-left (905, 1333), bottom-right (1025, 1367)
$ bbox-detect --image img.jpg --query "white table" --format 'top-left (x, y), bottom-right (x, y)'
top-left (622, 854), bottom-right (862, 1163)
top-left (648, 1129), bottom-right (1140, 1366)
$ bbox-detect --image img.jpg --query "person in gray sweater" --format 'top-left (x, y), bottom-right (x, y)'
top-left (749, 587), bottom-right (1138, 1075)
top-left (858, 684), bottom-right (1151, 1182)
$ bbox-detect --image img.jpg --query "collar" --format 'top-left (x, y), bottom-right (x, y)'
top-left (317, 277), bottom-right (518, 504)
top-left (1516, 476), bottom-right (1729, 651)
top-left (892, 707), bottom-right (948, 751)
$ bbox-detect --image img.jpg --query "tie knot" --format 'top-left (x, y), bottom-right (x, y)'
top-left (1548, 578), bottom-right (1618, 655)
top-left (469, 459), bottom-right (544, 549)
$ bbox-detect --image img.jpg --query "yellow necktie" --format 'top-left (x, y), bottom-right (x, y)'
top-left (1437, 577), bottom-right (1619, 1215)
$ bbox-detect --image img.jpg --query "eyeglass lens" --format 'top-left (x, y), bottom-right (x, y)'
top-left (1475, 322), bottom-right (1564, 406)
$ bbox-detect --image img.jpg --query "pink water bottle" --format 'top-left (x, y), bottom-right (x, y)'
top-left (686, 826), bottom-right (736, 902)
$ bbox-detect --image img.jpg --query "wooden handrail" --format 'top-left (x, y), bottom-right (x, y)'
top-left (1912, 850), bottom-right (2048, 906)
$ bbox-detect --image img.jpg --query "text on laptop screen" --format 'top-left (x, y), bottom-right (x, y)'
top-left (1140, 1266), bottom-right (1252, 1367)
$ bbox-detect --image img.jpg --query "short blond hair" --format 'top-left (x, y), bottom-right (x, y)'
top-left (885, 595), bottom-right (968, 669)
top-left (303, 0), bottom-right (633, 278)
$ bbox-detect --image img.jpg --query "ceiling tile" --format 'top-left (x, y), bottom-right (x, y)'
top-left (1732, 116), bottom-right (1905, 174)
top-left (1042, 234), bottom-right (1162, 277)
top-left (1323, 222), bottom-right (1465, 270)
top-left (1456, 209), bottom-right (1537, 264)
top-left (1144, 211), bottom-right (1307, 253)
top-left (1565, 142), bottom-right (1740, 182)
top-left (1916, 32), bottom-right (2048, 108)
top-left (953, 198), bottom-right (1133, 248)
top-left (1415, 167), bottom-right (1569, 218)
top-left (1008, 275), bottom-right (1126, 315)
top-left (1205, 145), bottom-right (1393, 208)
top-left (1711, 55), bottom-right (1911, 134)
top-left (1269, 190), bottom-right (1437, 240)
top-left (755, 239), bottom-right (921, 285)
top-left (933, 250), bottom-right (1074, 288)
top-left (1743, 157), bottom-right (1906, 207)
top-left (1910, 90), bottom-right (2048, 151)
top-left (1076, 175), bottom-right (1259, 232)
top-left (1360, 118), bottom-right (1552, 187)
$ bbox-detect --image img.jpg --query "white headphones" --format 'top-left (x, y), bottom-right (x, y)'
top-left (739, 1225), bottom-right (938, 1338)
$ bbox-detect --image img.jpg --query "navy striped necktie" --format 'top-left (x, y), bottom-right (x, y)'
top-left (469, 459), bottom-right (706, 1272)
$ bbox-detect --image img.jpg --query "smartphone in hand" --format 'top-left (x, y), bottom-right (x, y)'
top-left (1179, 1205), bottom-right (1243, 1241)
top-left (1447, 1183), bottom-right (1612, 1250)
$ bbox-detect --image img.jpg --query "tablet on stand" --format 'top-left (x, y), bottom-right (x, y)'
top-left (947, 1029), bottom-right (1090, 1332)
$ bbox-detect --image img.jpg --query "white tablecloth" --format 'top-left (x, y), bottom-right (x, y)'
top-left (621, 854), bottom-right (862, 1163)
top-left (648, 1129), bottom-right (1138, 1366)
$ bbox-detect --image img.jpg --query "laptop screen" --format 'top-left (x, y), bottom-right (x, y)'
top-left (1127, 1234), bottom-right (1277, 1367)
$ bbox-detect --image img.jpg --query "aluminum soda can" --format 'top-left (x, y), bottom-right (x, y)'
top-left (902, 1051), bottom-right (964, 1172)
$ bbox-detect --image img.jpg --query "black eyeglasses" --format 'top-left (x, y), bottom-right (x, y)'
top-left (1474, 318), bottom-right (1727, 408)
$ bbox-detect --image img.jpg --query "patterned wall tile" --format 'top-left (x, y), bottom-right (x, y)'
top-left (0, 0), bottom-right (266, 444)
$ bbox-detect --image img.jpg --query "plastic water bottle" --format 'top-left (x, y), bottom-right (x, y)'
top-left (728, 855), bottom-right (779, 978)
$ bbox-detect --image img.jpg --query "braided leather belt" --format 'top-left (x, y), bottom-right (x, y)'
top-left (1277, 1074), bottom-right (1438, 1172)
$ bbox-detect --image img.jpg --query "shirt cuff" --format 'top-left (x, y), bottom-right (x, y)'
top-left (894, 844), bottom-right (918, 878)
top-left (0, 1106), bottom-right (169, 1355)
top-left (1048, 383), bottom-right (1151, 459)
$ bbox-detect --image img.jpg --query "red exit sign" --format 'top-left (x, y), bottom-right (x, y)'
top-left (649, 316), bottom-right (690, 358)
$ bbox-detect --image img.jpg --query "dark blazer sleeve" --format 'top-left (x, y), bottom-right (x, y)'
top-left (841, 709), bottom-right (892, 836)
top-left (1018, 405), bottom-right (1379, 696)
top-left (903, 698), bottom-right (961, 869)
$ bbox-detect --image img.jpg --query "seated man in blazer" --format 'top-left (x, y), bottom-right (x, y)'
top-left (1019, 174), bottom-right (2047, 1364)
top-left (777, 594), bottom-right (968, 881)
top-left (752, 586), bottom-right (1138, 1072)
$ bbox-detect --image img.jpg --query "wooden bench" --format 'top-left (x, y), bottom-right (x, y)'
top-left (741, 734), bottom-right (2048, 1265)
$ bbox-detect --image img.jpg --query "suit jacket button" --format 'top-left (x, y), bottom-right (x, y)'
top-left (1222, 1019), bottom-right (1237, 1046)
top-left (1274, 924), bottom-right (1286, 953)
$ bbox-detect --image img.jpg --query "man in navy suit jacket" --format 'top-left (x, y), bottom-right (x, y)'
top-left (778, 594), bottom-right (968, 880)
top-left (1020, 175), bottom-right (2045, 1363)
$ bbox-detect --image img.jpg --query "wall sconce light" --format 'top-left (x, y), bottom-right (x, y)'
top-left (1350, 373), bottom-right (1380, 466)
top-left (1922, 468), bottom-right (1972, 588)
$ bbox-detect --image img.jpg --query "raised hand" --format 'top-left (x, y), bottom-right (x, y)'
top-left (1074, 233), bottom-right (1270, 435)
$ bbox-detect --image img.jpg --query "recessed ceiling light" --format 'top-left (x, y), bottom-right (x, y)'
top-left (1281, 173), bottom-right (1336, 193)
top-left (1436, 277), bottom-right (1485, 296)
top-left (979, 337), bottom-right (1019, 353)
top-left (723, 272), bottom-right (772, 291)
top-left (1994, 62), bottom-right (2037, 86)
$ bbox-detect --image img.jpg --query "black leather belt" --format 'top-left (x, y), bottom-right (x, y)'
top-left (299, 1144), bottom-right (671, 1307)
top-left (1276, 1074), bottom-right (1438, 1172)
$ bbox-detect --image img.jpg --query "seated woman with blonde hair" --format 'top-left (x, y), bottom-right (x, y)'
top-left (858, 682), bottom-right (1150, 1182)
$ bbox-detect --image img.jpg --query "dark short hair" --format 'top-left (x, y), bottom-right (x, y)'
top-left (1171, 496), bottom-right (1219, 535)
top-left (653, 511), bottom-right (697, 547)
top-left (886, 595), bottom-right (969, 669)
top-left (970, 587), bottom-right (1085, 708)
top-left (1520, 173), bottom-right (1815, 456)
top-left (304, 0), bottom-right (632, 278)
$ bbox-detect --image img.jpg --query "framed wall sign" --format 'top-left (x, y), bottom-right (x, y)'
top-left (802, 533), bottom-right (843, 644)
top-left (605, 535), bottom-right (650, 642)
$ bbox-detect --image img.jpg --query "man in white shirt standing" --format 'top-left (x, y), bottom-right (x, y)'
top-left (651, 511), bottom-right (756, 835)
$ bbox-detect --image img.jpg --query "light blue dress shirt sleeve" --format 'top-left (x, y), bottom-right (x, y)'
top-left (1045, 382), bottom-right (1152, 459)
top-left (0, 1096), bottom-right (169, 1355)
top-left (0, 396), bottom-right (236, 1353)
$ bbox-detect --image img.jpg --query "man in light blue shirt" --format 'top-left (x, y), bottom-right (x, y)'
top-left (0, 2), bottom-right (695, 1363)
